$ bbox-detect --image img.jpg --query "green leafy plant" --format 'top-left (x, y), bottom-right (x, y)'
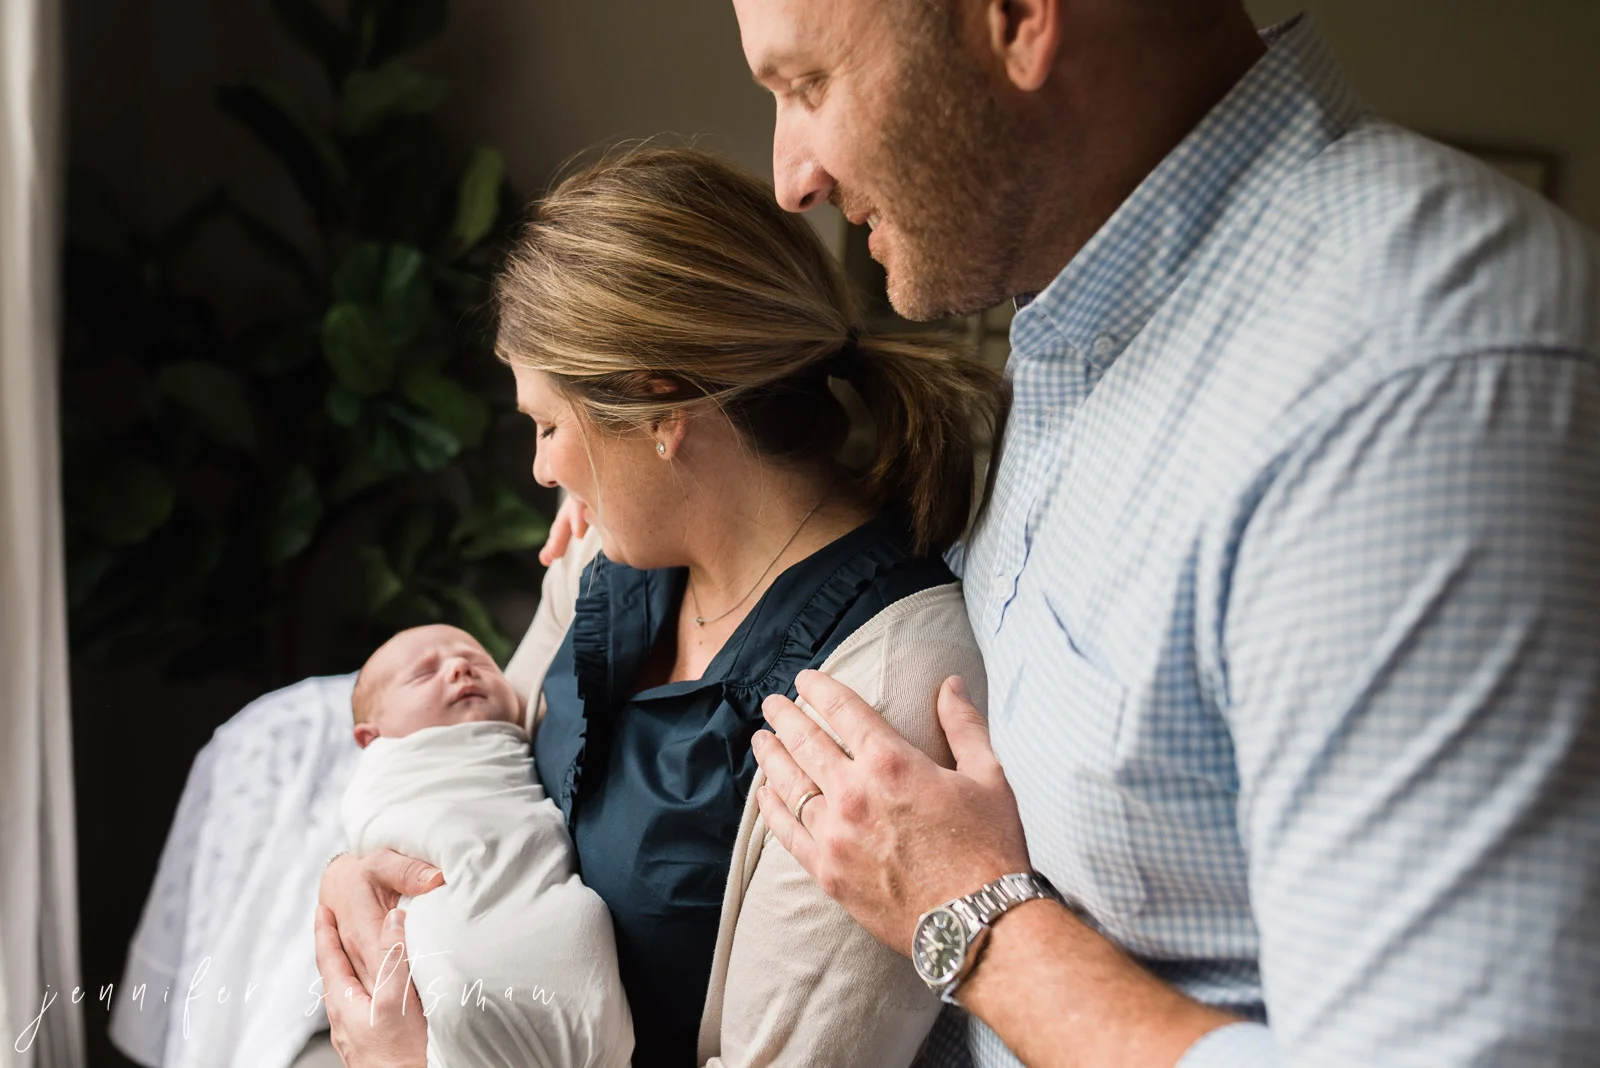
top-left (61, 0), bottom-right (548, 679)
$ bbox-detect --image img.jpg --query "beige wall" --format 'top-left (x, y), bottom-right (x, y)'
top-left (1247, 2), bottom-right (1600, 235)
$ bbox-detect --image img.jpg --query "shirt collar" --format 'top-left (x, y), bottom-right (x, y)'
top-left (1009, 15), bottom-right (1367, 372)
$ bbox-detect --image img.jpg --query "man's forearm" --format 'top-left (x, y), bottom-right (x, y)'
top-left (955, 899), bottom-right (1238, 1067)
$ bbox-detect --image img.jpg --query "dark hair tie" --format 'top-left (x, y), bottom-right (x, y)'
top-left (828, 328), bottom-right (863, 378)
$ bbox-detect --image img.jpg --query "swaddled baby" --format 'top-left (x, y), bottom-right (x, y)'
top-left (344, 624), bottom-right (633, 1068)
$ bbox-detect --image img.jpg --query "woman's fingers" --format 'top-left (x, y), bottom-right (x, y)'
top-left (314, 905), bottom-right (361, 992)
top-left (320, 854), bottom-right (387, 988)
top-left (369, 909), bottom-right (420, 1023)
top-left (539, 496), bottom-right (587, 566)
top-left (314, 904), bottom-right (368, 1046)
top-left (320, 850), bottom-right (439, 990)
top-left (366, 848), bottom-right (446, 897)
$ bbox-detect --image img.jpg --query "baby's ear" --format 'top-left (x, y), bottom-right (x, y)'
top-left (353, 722), bottom-right (380, 749)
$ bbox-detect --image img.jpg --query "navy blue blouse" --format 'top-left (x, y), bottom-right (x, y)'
top-left (533, 516), bottom-right (952, 1066)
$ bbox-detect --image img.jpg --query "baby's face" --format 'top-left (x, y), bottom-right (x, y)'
top-left (354, 625), bottom-right (523, 746)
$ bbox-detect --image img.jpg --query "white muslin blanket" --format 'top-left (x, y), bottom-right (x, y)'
top-left (110, 673), bottom-right (360, 1068)
top-left (341, 720), bottom-right (633, 1068)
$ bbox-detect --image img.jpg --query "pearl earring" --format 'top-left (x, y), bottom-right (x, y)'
top-left (656, 441), bottom-right (667, 456)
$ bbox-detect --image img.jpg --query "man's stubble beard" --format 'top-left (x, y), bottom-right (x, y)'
top-left (870, 8), bottom-right (1040, 321)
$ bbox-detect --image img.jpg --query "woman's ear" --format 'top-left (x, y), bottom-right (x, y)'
top-left (653, 411), bottom-right (690, 461)
top-left (985, 0), bottom-right (1063, 93)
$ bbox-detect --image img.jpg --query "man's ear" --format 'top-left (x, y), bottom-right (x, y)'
top-left (985, 0), bottom-right (1062, 92)
top-left (353, 723), bottom-right (379, 749)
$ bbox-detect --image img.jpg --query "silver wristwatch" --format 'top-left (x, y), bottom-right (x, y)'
top-left (910, 871), bottom-right (1067, 1004)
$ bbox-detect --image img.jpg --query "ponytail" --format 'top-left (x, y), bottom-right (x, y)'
top-left (838, 332), bottom-right (1002, 556)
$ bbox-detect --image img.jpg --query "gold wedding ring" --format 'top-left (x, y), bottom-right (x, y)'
top-left (792, 788), bottom-right (823, 826)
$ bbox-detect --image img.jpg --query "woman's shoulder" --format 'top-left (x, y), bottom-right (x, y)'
top-left (812, 580), bottom-right (984, 767)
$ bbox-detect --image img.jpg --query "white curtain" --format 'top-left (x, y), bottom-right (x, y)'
top-left (1, 0), bottom-right (84, 1062)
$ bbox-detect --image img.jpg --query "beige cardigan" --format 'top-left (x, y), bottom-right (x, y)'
top-left (503, 529), bottom-right (987, 1068)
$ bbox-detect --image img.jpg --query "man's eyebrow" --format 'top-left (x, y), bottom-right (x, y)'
top-left (750, 51), bottom-right (808, 87)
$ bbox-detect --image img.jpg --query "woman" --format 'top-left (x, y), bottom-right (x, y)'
top-left (313, 146), bottom-right (1001, 1067)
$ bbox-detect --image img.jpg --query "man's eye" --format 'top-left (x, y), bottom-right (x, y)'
top-left (790, 76), bottom-right (824, 107)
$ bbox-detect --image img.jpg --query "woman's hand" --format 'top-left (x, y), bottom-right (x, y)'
top-left (538, 495), bottom-right (591, 566)
top-left (315, 904), bottom-right (428, 1068)
top-left (319, 850), bottom-right (445, 989)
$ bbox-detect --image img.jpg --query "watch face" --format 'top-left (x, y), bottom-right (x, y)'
top-left (912, 906), bottom-right (968, 985)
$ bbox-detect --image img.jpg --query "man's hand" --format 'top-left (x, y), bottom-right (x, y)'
top-left (314, 904), bottom-right (428, 1068)
top-left (318, 850), bottom-right (445, 989)
top-left (538, 496), bottom-right (591, 567)
top-left (752, 669), bottom-right (1032, 952)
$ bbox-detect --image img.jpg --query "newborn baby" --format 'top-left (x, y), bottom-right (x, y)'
top-left (343, 625), bottom-right (633, 1068)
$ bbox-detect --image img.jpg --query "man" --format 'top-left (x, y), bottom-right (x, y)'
top-left (736, 0), bottom-right (1600, 1065)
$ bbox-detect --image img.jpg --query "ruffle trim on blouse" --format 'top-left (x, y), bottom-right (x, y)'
top-left (723, 534), bottom-right (911, 704)
top-left (563, 552), bottom-right (614, 815)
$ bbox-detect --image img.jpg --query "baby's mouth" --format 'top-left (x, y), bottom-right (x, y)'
top-left (450, 683), bottom-right (487, 704)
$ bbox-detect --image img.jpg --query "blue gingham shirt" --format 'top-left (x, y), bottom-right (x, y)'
top-left (936, 16), bottom-right (1600, 1067)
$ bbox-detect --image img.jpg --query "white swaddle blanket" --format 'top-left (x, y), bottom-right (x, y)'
top-left (341, 720), bottom-right (633, 1068)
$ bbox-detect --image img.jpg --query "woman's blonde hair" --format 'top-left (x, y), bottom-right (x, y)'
top-left (492, 146), bottom-right (1001, 557)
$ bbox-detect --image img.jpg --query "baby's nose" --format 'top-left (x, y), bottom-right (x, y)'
top-left (445, 657), bottom-right (472, 680)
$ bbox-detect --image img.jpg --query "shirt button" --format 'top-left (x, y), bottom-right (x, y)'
top-left (1092, 335), bottom-right (1117, 358)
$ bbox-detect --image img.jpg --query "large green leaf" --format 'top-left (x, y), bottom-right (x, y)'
top-left (384, 403), bottom-right (461, 471)
top-left (364, 417), bottom-right (412, 473)
top-left (79, 455), bottom-right (175, 547)
top-left (270, 0), bottom-right (354, 88)
top-left (358, 544), bottom-right (403, 614)
top-left (327, 449), bottom-right (389, 502)
top-left (340, 60), bottom-right (450, 135)
top-left (325, 382), bottom-right (363, 427)
top-left (157, 361), bottom-right (257, 452)
top-left (449, 146), bottom-right (502, 255)
top-left (332, 242), bottom-right (385, 303)
top-left (262, 465), bottom-right (323, 562)
top-left (387, 503), bottom-right (436, 576)
top-left (217, 78), bottom-right (349, 224)
top-left (322, 301), bottom-right (394, 394)
top-left (438, 585), bottom-right (511, 662)
top-left (450, 477), bottom-right (549, 561)
top-left (399, 366), bottom-right (487, 447)
top-left (380, 244), bottom-right (432, 343)
top-left (350, 0), bottom-right (448, 66)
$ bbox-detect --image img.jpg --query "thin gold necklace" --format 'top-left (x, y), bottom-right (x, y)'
top-left (689, 490), bottom-right (829, 627)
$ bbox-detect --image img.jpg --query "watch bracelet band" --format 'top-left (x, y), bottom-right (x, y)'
top-left (947, 871), bottom-right (1067, 933)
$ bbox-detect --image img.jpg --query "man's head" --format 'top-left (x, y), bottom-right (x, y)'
top-left (350, 625), bottom-right (524, 748)
top-left (734, 0), bottom-right (1259, 319)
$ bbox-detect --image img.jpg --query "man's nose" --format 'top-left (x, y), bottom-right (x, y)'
top-left (773, 122), bottom-right (833, 213)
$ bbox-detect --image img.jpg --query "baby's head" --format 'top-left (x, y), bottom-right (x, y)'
top-left (351, 624), bottom-right (523, 748)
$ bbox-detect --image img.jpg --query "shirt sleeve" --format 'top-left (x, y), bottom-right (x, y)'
top-left (701, 586), bottom-right (983, 1067)
top-left (1179, 1022), bottom-right (1281, 1068)
top-left (503, 525), bottom-right (602, 732)
top-left (1213, 351), bottom-right (1600, 1065)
